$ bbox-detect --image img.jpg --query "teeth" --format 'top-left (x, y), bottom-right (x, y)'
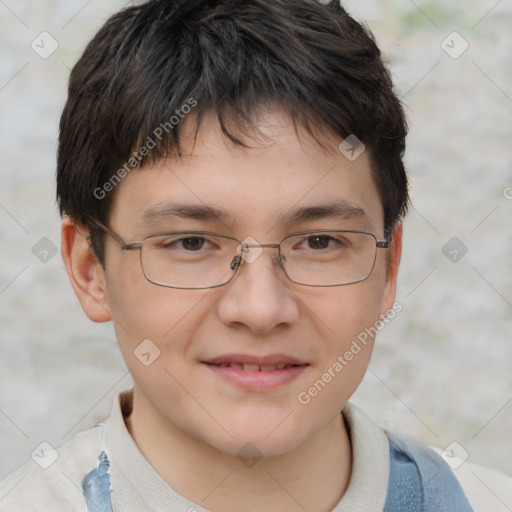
top-left (243, 364), bottom-right (260, 371)
top-left (212, 362), bottom-right (299, 370)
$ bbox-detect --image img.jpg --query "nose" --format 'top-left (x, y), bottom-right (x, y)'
top-left (217, 245), bottom-right (300, 334)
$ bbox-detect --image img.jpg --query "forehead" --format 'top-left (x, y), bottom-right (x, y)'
top-left (110, 111), bottom-right (384, 235)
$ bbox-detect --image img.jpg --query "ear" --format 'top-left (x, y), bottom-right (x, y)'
top-left (379, 222), bottom-right (403, 318)
top-left (61, 217), bottom-right (112, 323)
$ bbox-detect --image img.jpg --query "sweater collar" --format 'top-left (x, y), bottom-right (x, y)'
top-left (104, 390), bottom-right (389, 512)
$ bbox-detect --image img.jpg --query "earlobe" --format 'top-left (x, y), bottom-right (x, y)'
top-left (61, 217), bottom-right (112, 323)
top-left (380, 222), bottom-right (403, 317)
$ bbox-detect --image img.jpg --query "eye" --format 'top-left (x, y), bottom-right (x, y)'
top-left (159, 236), bottom-right (211, 251)
top-left (306, 235), bottom-right (334, 250)
top-left (178, 237), bottom-right (206, 251)
top-left (291, 233), bottom-right (352, 252)
top-left (300, 234), bottom-right (349, 250)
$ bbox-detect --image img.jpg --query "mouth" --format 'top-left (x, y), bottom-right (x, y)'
top-left (204, 362), bottom-right (302, 371)
top-left (201, 354), bottom-right (309, 391)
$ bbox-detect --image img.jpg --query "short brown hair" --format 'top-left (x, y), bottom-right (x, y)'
top-left (57, 0), bottom-right (409, 263)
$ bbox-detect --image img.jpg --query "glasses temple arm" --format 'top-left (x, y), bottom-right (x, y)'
top-left (86, 217), bottom-right (140, 251)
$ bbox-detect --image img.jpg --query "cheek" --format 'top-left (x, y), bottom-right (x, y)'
top-left (103, 256), bottom-right (212, 360)
top-left (308, 276), bottom-right (385, 347)
top-left (296, 280), bottom-right (386, 408)
top-left (107, 281), bottom-right (215, 415)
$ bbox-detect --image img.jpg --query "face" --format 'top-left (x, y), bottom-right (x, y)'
top-left (78, 111), bottom-right (400, 458)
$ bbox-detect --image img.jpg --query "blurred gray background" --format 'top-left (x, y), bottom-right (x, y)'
top-left (1, 0), bottom-right (511, 481)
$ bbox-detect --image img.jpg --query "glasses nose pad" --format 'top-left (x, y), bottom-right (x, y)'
top-left (229, 255), bottom-right (241, 271)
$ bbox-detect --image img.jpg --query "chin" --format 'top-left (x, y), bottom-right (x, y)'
top-left (206, 430), bottom-right (304, 461)
top-left (199, 410), bottom-right (313, 460)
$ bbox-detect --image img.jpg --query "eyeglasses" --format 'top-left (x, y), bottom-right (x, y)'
top-left (89, 219), bottom-right (390, 289)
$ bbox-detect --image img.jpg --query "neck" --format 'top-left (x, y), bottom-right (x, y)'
top-left (125, 387), bottom-right (352, 512)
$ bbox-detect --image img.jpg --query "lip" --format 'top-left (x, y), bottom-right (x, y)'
top-left (201, 353), bottom-right (309, 391)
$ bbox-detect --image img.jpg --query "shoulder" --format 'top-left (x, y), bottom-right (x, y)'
top-left (383, 433), bottom-right (473, 511)
top-left (430, 446), bottom-right (512, 512)
top-left (0, 423), bottom-right (105, 512)
top-left (387, 433), bottom-right (512, 512)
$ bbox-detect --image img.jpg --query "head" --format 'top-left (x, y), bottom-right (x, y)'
top-left (58, 0), bottom-right (408, 458)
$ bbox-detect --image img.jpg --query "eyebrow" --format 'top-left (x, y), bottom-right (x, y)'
top-left (276, 200), bottom-right (368, 226)
top-left (141, 203), bottom-right (234, 224)
top-left (141, 200), bottom-right (367, 227)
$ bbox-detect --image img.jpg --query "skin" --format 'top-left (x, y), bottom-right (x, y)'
top-left (62, 110), bottom-right (402, 512)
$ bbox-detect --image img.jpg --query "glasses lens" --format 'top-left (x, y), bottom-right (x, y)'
top-left (280, 231), bottom-right (377, 286)
top-left (140, 233), bottom-right (239, 289)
